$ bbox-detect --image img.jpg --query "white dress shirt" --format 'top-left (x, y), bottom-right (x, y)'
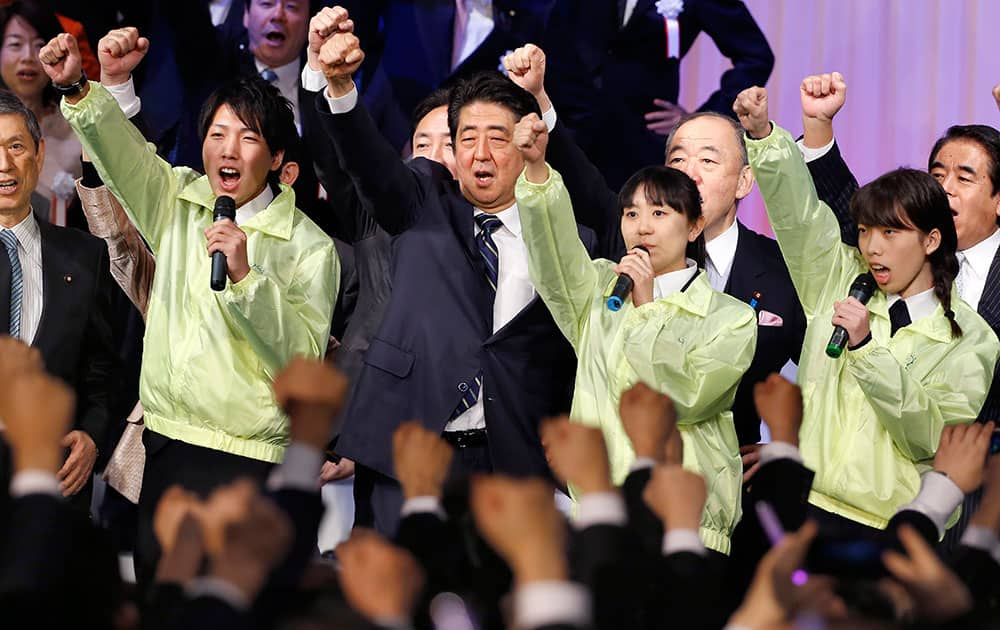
top-left (255, 58), bottom-right (303, 134)
top-left (235, 185), bottom-right (275, 225)
top-left (955, 227), bottom-right (1000, 311)
top-left (885, 287), bottom-right (939, 325)
top-left (446, 204), bottom-right (536, 431)
top-left (452, 0), bottom-right (494, 70)
top-left (704, 218), bottom-right (739, 292)
top-left (622, 0), bottom-right (640, 25)
top-left (3, 212), bottom-right (43, 344)
top-left (209, 0), bottom-right (233, 26)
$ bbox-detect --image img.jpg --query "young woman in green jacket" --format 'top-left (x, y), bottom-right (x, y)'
top-left (514, 115), bottom-right (757, 555)
top-left (736, 87), bottom-right (1000, 533)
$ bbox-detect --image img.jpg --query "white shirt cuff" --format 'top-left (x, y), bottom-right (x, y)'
top-left (104, 77), bottom-right (142, 118)
top-left (300, 63), bottom-right (327, 92)
top-left (541, 106), bottom-right (557, 133)
top-left (325, 84), bottom-right (359, 114)
top-left (266, 443), bottom-right (324, 493)
top-left (186, 576), bottom-right (250, 612)
top-left (10, 470), bottom-right (61, 498)
top-left (797, 136), bottom-right (835, 163)
top-left (662, 529), bottom-right (706, 556)
top-left (400, 495), bottom-right (446, 521)
top-left (961, 525), bottom-right (998, 552)
top-left (572, 491), bottom-right (626, 530)
top-left (758, 441), bottom-right (803, 466)
top-left (629, 456), bottom-right (657, 473)
top-left (897, 471), bottom-right (964, 538)
top-left (513, 581), bottom-right (591, 630)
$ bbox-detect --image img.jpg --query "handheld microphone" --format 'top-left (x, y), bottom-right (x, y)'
top-left (607, 245), bottom-right (649, 311)
top-left (826, 272), bottom-right (877, 358)
top-left (210, 195), bottom-right (236, 291)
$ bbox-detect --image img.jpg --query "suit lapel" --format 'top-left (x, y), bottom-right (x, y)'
top-left (33, 222), bottom-right (61, 346)
top-left (723, 223), bottom-right (766, 302)
top-left (977, 244), bottom-right (1000, 333)
top-left (447, 193), bottom-right (494, 327)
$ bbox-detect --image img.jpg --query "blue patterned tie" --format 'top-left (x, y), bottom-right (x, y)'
top-left (450, 214), bottom-right (504, 417)
top-left (260, 68), bottom-right (278, 83)
top-left (0, 229), bottom-right (22, 339)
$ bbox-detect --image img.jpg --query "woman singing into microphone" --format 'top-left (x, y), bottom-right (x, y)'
top-left (514, 116), bottom-right (756, 556)
top-left (735, 85), bottom-right (999, 536)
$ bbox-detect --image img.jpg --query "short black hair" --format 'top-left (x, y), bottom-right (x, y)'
top-left (411, 87), bottom-right (450, 133)
top-left (928, 124), bottom-right (1000, 196)
top-left (0, 1), bottom-right (64, 109)
top-left (0, 88), bottom-right (41, 148)
top-left (447, 71), bottom-right (541, 143)
top-left (198, 76), bottom-right (295, 184)
top-left (619, 165), bottom-right (706, 267)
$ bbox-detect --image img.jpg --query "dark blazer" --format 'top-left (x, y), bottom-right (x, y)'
top-left (342, 0), bottom-right (555, 151)
top-left (542, 0), bottom-right (773, 189)
top-left (315, 94), bottom-right (595, 483)
top-left (544, 121), bottom-right (806, 445)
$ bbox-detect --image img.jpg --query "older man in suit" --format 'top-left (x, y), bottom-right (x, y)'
top-left (310, 9), bottom-right (596, 535)
top-left (0, 90), bottom-right (115, 514)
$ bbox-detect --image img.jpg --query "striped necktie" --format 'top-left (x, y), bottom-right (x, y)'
top-left (0, 229), bottom-right (22, 339)
top-left (450, 213), bottom-right (504, 417)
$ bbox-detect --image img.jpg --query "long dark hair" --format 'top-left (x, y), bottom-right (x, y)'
top-left (619, 166), bottom-right (705, 268)
top-left (850, 168), bottom-right (962, 337)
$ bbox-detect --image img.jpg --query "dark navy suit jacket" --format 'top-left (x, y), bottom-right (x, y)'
top-left (315, 93), bottom-right (595, 480)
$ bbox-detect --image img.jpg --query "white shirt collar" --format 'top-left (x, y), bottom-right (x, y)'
top-left (653, 258), bottom-right (699, 300)
top-left (958, 227), bottom-right (1000, 279)
top-left (475, 202), bottom-right (522, 237)
top-left (254, 58), bottom-right (301, 93)
top-left (235, 185), bottom-right (275, 225)
top-left (4, 210), bottom-right (39, 250)
top-left (704, 218), bottom-right (739, 276)
top-left (886, 287), bottom-right (939, 323)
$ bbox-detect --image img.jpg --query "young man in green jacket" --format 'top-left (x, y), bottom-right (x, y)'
top-left (41, 28), bottom-right (339, 587)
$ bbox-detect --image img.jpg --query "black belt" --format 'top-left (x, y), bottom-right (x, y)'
top-left (441, 428), bottom-right (488, 449)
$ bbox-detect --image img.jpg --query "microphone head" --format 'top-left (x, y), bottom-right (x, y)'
top-left (213, 195), bottom-right (236, 221)
top-left (849, 272), bottom-right (877, 304)
top-left (633, 245), bottom-right (649, 254)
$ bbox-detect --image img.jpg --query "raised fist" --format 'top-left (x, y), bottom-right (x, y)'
top-left (318, 31), bottom-right (365, 94)
top-left (97, 27), bottom-right (150, 86)
top-left (514, 112), bottom-right (548, 165)
top-left (800, 72), bottom-right (847, 124)
top-left (503, 44), bottom-right (546, 97)
top-left (308, 7), bottom-right (353, 71)
top-left (733, 86), bottom-right (770, 140)
top-left (39, 33), bottom-right (83, 87)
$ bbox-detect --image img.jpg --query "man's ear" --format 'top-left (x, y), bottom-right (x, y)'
top-left (735, 164), bottom-right (754, 201)
top-left (279, 160), bottom-right (299, 186)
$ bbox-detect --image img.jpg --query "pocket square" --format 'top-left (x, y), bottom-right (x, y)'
top-left (758, 310), bottom-right (784, 327)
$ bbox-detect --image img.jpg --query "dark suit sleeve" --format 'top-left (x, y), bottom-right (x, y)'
top-left (77, 245), bottom-right (116, 456)
top-left (806, 140), bottom-right (860, 247)
top-left (688, 0), bottom-right (774, 115)
top-left (314, 93), bottom-right (429, 235)
top-left (949, 543), bottom-right (1000, 607)
top-left (547, 120), bottom-right (624, 259)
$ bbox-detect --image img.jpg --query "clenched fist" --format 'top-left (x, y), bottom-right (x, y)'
top-left (733, 86), bottom-right (770, 140)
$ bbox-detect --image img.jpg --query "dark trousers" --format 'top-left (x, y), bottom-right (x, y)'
top-left (134, 430), bottom-right (272, 593)
top-left (363, 442), bottom-right (492, 538)
top-left (807, 504), bottom-right (884, 539)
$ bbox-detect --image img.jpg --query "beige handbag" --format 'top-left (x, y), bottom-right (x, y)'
top-left (102, 402), bottom-right (145, 504)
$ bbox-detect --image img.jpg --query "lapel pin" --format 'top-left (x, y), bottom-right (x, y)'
top-left (64, 274), bottom-right (72, 283)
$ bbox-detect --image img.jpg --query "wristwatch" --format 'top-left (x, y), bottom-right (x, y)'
top-left (53, 69), bottom-right (87, 97)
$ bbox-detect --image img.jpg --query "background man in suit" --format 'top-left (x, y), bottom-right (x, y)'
top-left (800, 73), bottom-right (1000, 548)
top-left (541, 0), bottom-right (773, 190)
top-left (334, 0), bottom-right (555, 152)
top-left (0, 89), bottom-right (115, 514)
top-left (311, 8), bottom-right (595, 535)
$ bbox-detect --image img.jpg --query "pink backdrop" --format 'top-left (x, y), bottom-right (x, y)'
top-left (677, 0), bottom-right (1000, 236)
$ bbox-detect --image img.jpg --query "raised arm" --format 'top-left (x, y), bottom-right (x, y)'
top-left (46, 28), bottom-right (182, 253)
top-left (504, 44), bottom-right (623, 259)
top-left (800, 71), bottom-right (860, 246)
top-left (310, 9), bottom-right (427, 235)
top-left (735, 86), bottom-right (864, 318)
top-left (515, 114), bottom-right (601, 349)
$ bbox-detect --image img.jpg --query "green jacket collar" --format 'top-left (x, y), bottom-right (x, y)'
top-left (178, 177), bottom-right (296, 240)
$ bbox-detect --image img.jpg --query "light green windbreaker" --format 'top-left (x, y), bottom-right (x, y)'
top-left (516, 168), bottom-right (757, 554)
top-left (63, 83), bottom-right (339, 463)
top-left (747, 126), bottom-right (1000, 528)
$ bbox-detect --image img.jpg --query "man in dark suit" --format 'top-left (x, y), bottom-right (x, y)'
top-left (312, 15), bottom-right (595, 535)
top-left (334, 0), bottom-right (555, 153)
top-left (541, 0), bottom-right (774, 190)
top-left (0, 90), bottom-right (115, 514)
top-left (502, 43), bottom-right (806, 450)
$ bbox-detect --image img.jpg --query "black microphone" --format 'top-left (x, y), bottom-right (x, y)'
top-left (826, 272), bottom-right (877, 358)
top-left (210, 195), bottom-right (236, 291)
top-left (606, 245), bottom-right (649, 311)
